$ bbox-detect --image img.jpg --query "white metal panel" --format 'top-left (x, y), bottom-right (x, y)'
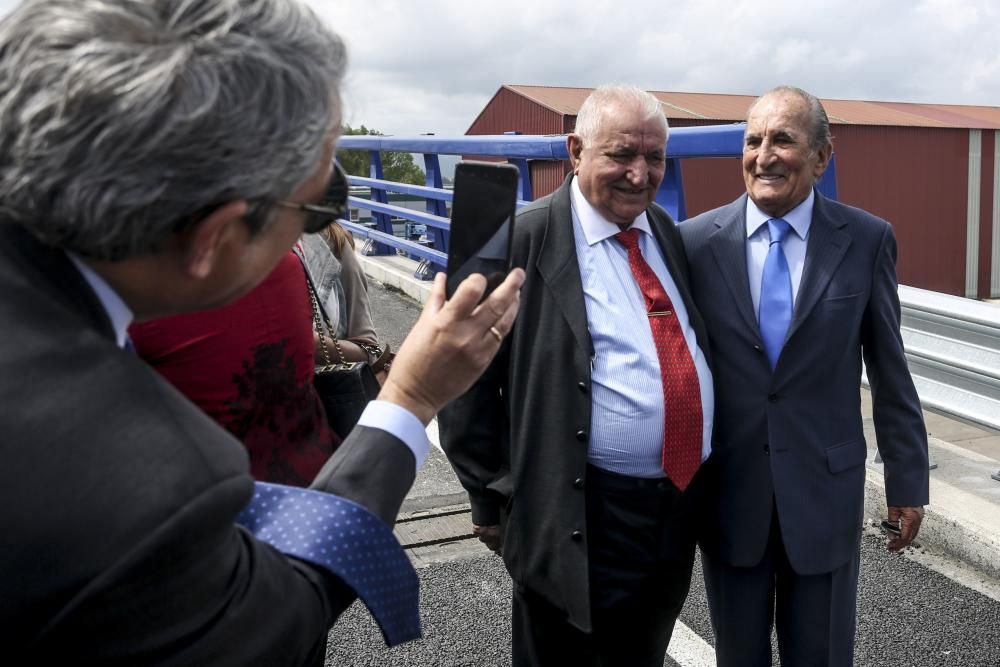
top-left (967, 130), bottom-right (982, 298)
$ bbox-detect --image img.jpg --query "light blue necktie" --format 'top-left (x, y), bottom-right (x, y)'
top-left (758, 218), bottom-right (793, 369)
top-left (236, 482), bottom-right (420, 646)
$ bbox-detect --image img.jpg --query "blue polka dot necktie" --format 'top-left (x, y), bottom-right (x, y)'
top-left (235, 482), bottom-right (420, 646)
top-left (759, 218), bottom-right (793, 369)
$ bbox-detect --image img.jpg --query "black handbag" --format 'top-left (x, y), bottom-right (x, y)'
top-left (304, 264), bottom-right (381, 438)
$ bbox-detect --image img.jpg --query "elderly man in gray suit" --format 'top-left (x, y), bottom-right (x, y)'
top-left (0, 1), bottom-right (522, 663)
top-left (679, 85), bottom-right (929, 666)
top-left (442, 85), bottom-right (714, 667)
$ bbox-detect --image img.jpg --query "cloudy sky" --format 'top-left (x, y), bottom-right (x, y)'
top-left (1, 0), bottom-right (997, 137)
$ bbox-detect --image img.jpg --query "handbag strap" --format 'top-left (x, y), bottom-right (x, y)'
top-left (293, 245), bottom-right (340, 367)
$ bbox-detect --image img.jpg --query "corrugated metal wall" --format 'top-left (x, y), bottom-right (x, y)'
top-left (832, 126), bottom-right (970, 295)
top-left (466, 87), bottom-right (565, 136)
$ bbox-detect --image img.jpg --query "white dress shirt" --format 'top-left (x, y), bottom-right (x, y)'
top-left (570, 179), bottom-right (714, 478)
top-left (68, 253), bottom-right (429, 471)
top-left (745, 188), bottom-right (815, 317)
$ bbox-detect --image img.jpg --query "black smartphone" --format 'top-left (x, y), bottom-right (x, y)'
top-left (445, 161), bottom-right (519, 299)
top-left (881, 519), bottom-right (902, 535)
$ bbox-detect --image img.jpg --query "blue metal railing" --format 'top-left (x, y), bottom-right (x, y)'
top-left (335, 125), bottom-right (839, 279)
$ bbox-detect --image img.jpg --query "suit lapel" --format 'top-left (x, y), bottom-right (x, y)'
top-left (786, 192), bottom-right (851, 341)
top-left (535, 176), bottom-right (593, 356)
top-left (707, 196), bottom-right (761, 340)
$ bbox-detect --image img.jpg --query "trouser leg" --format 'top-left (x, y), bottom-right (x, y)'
top-left (774, 538), bottom-right (860, 667)
top-left (511, 584), bottom-right (598, 667)
top-left (701, 546), bottom-right (776, 667)
top-left (585, 468), bottom-right (696, 667)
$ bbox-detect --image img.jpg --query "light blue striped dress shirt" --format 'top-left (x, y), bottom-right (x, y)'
top-left (570, 179), bottom-right (714, 478)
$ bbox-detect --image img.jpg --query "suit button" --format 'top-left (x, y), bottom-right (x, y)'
top-left (763, 444), bottom-right (770, 455)
top-left (576, 430), bottom-right (588, 442)
top-left (578, 381), bottom-right (588, 393)
top-left (573, 478), bottom-right (584, 490)
top-left (768, 393), bottom-right (778, 402)
top-left (753, 344), bottom-right (763, 353)
top-left (571, 530), bottom-right (584, 542)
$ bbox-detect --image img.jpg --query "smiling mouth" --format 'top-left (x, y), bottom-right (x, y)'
top-left (755, 173), bottom-right (785, 182)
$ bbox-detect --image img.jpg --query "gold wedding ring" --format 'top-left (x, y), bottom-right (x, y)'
top-left (488, 326), bottom-right (503, 343)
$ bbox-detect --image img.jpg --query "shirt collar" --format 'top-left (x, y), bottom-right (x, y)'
top-left (570, 176), bottom-right (653, 245)
top-left (745, 187), bottom-right (815, 241)
top-left (67, 253), bottom-right (134, 348)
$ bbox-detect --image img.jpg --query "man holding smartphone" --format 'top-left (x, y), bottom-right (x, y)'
top-left (440, 85), bottom-right (713, 666)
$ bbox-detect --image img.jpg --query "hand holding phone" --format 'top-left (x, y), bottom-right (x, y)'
top-left (446, 161), bottom-right (519, 300)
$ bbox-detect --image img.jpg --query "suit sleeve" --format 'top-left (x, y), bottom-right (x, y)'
top-left (437, 344), bottom-right (510, 526)
top-left (861, 223), bottom-right (930, 507)
top-left (34, 425), bottom-right (417, 664)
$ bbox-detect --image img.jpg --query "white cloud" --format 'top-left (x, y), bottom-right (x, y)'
top-left (310, 0), bottom-right (1000, 135)
top-left (1, 0), bottom-right (996, 135)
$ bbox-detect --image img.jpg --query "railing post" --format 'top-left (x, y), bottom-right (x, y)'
top-left (422, 154), bottom-right (449, 253)
top-left (656, 157), bottom-right (686, 221)
top-left (817, 154), bottom-right (838, 200)
top-left (366, 150), bottom-right (393, 256)
top-left (509, 158), bottom-right (533, 202)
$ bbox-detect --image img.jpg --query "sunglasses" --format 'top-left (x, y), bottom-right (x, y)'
top-left (276, 161), bottom-right (350, 234)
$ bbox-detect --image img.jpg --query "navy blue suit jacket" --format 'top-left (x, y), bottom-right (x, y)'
top-left (679, 192), bottom-right (929, 575)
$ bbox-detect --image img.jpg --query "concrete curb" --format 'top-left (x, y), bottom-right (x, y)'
top-left (357, 253), bottom-right (433, 305)
top-left (864, 439), bottom-right (1000, 581)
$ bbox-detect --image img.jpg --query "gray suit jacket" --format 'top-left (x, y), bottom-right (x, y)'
top-left (679, 192), bottom-right (929, 575)
top-left (440, 175), bottom-right (711, 633)
top-left (0, 222), bottom-right (415, 665)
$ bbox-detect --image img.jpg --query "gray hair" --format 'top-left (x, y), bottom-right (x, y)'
top-left (573, 84), bottom-right (669, 144)
top-left (0, 0), bottom-right (347, 260)
top-left (749, 85), bottom-right (832, 153)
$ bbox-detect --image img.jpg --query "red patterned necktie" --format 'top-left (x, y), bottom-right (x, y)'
top-left (614, 228), bottom-right (703, 491)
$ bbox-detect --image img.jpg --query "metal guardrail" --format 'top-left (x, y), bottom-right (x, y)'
top-left (895, 286), bottom-right (1000, 435)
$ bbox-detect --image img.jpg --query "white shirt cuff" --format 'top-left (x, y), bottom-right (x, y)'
top-left (356, 400), bottom-right (430, 472)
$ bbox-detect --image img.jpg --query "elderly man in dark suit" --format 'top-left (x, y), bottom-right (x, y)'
top-left (679, 86), bottom-right (929, 666)
top-left (440, 85), bottom-right (714, 666)
top-left (0, 1), bottom-right (523, 664)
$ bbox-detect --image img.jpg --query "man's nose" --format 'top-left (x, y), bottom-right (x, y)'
top-left (756, 140), bottom-right (777, 166)
top-left (626, 159), bottom-right (649, 184)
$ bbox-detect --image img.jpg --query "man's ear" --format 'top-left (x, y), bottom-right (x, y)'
top-left (567, 134), bottom-right (584, 173)
top-left (813, 141), bottom-right (834, 179)
top-left (182, 200), bottom-right (249, 279)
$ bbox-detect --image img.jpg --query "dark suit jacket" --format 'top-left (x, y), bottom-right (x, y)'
top-left (0, 222), bottom-right (416, 665)
top-left (439, 175), bottom-right (711, 633)
top-left (679, 192), bottom-right (929, 575)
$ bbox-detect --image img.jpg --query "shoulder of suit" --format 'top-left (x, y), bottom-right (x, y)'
top-left (676, 197), bottom-right (741, 239)
top-left (513, 191), bottom-right (559, 240)
top-left (647, 201), bottom-right (676, 226)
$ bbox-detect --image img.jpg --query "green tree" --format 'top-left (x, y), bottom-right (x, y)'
top-left (339, 124), bottom-right (425, 185)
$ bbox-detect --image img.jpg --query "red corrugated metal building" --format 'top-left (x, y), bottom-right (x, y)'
top-left (466, 85), bottom-right (1000, 298)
